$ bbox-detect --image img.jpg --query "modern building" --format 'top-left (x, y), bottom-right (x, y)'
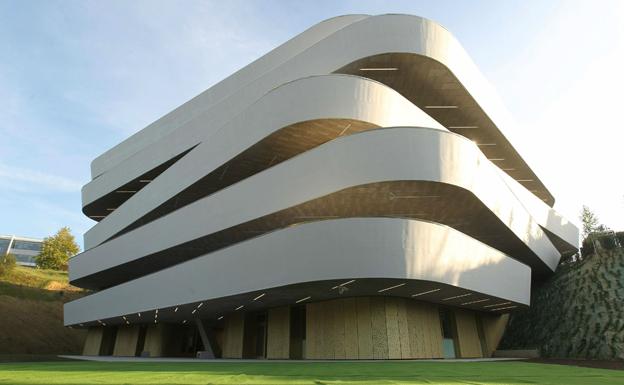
top-left (0, 235), bottom-right (43, 267)
top-left (65, 14), bottom-right (579, 359)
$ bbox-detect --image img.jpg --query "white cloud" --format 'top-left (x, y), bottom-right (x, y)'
top-left (0, 163), bottom-right (82, 193)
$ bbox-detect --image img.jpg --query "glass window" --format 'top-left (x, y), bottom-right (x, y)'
top-left (11, 241), bottom-right (42, 251)
top-left (13, 253), bottom-right (36, 264)
top-left (0, 239), bottom-right (10, 254)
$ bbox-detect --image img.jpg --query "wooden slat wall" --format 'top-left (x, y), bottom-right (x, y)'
top-left (343, 298), bottom-right (359, 359)
top-left (305, 297), bottom-right (446, 359)
top-left (222, 313), bottom-right (244, 358)
top-left (481, 313), bottom-right (509, 357)
top-left (405, 300), bottom-right (443, 358)
top-left (113, 326), bottom-right (139, 356)
top-left (396, 299), bottom-right (411, 358)
top-left (82, 327), bottom-right (103, 356)
top-left (370, 297), bottom-right (389, 359)
top-left (454, 309), bottom-right (483, 358)
top-left (385, 298), bottom-right (401, 359)
top-left (355, 297), bottom-right (373, 359)
top-left (423, 303), bottom-right (444, 358)
top-left (267, 307), bottom-right (290, 359)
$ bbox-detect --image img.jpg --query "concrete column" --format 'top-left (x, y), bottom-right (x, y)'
top-left (455, 309), bottom-right (483, 358)
top-left (266, 306), bottom-right (290, 359)
top-left (82, 327), bottom-right (104, 356)
top-left (113, 325), bottom-right (140, 356)
top-left (222, 313), bottom-right (244, 358)
top-left (143, 323), bottom-right (169, 357)
top-left (481, 313), bottom-right (509, 357)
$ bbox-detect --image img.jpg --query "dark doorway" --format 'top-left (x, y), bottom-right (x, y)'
top-left (289, 305), bottom-right (306, 359)
top-left (135, 325), bottom-right (148, 356)
top-left (169, 324), bottom-right (204, 357)
top-left (99, 327), bottom-right (118, 356)
top-left (242, 311), bottom-right (267, 359)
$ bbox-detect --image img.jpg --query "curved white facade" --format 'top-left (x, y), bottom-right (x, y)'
top-left (66, 14), bottom-right (578, 360)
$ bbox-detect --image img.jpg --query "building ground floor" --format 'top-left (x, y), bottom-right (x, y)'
top-left (81, 296), bottom-right (509, 360)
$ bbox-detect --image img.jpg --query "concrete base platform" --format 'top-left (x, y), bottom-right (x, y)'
top-left (59, 355), bottom-right (525, 363)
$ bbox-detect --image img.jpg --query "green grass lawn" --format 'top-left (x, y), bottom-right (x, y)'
top-left (1, 266), bottom-right (69, 289)
top-left (0, 361), bottom-right (623, 385)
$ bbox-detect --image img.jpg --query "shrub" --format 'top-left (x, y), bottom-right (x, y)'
top-left (0, 254), bottom-right (17, 276)
top-left (581, 237), bottom-right (595, 257)
top-left (599, 234), bottom-right (617, 250)
top-left (616, 232), bottom-right (624, 247)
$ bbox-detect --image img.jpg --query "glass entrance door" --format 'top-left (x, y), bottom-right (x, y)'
top-left (440, 309), bottom-right (457, 358)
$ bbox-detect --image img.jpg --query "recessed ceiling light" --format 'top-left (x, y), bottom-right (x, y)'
top-left (411, 288), bottom-right (441, 297)
top-left (359, 67), bottom-right (398, 71)
top-left (235, 305), bottom-right (244, 311)
top-left (484, 302), bottom-right (511, 308)
top-left (442, 293), bottom-right (472, 301)
top-left (197, 302), bottom-right (203, 308)
top-left (174, 307), bottom-right (178, 313)
top-left (378, 283), bottom-right (406, 293)
top-left (191, 309), bottom-right (197, 314)
top-left (253, 293), bottom-right (266, 301)
top-left (138, 312), bottom-right (141, 317)
top-left (155, 309), bottom-right (158, 314)
top-left (331, 280), bottom-right (356, 290)
top-left (182, 320), bottom-right (187, 324)
top-left (295, 296), bottom-right (311, 304)
top-left (490, 305), bottom-right (517, 311)
top-left (425, 105), bottom-right (458, 109)
top-left (461, 298), bottom-right (490, 305)
top-left (217, 316), bottom-right (224, 320)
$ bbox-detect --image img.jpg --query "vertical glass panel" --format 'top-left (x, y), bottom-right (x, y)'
top-left (440, 309), bottom-right (456, 358)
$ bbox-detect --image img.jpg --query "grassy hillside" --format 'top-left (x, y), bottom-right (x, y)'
top-left (0, 266), bottom-right (86, 356)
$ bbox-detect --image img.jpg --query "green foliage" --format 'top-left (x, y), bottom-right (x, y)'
top-left (616, 232), bottom-right (624, 247)
top-left (579, 205), bottom-right (600, 239)
top-left (581, 237), bottom-right (595, 256)
top-left (501, 248), bottom-right (624, 360)
top-left (0, 254), bottom-right (17, 276)
top-left (35, 227), bottom-right (80, 271)
top-left (599, 234), bottom-right (618, 250)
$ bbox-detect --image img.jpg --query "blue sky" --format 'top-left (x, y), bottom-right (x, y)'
top-left (1, 0), bottom-right (623, 248)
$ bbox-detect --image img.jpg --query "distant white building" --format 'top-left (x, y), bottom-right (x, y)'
top-left (0, 235), bottom-right (43, 267)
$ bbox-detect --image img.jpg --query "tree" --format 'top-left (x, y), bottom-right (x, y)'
top-left (36, 227), bottom-right (80, 270)
top-left (579, 205), bottom-right (600, 239)
top-left (0, 254), bottom-right (16, 276)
